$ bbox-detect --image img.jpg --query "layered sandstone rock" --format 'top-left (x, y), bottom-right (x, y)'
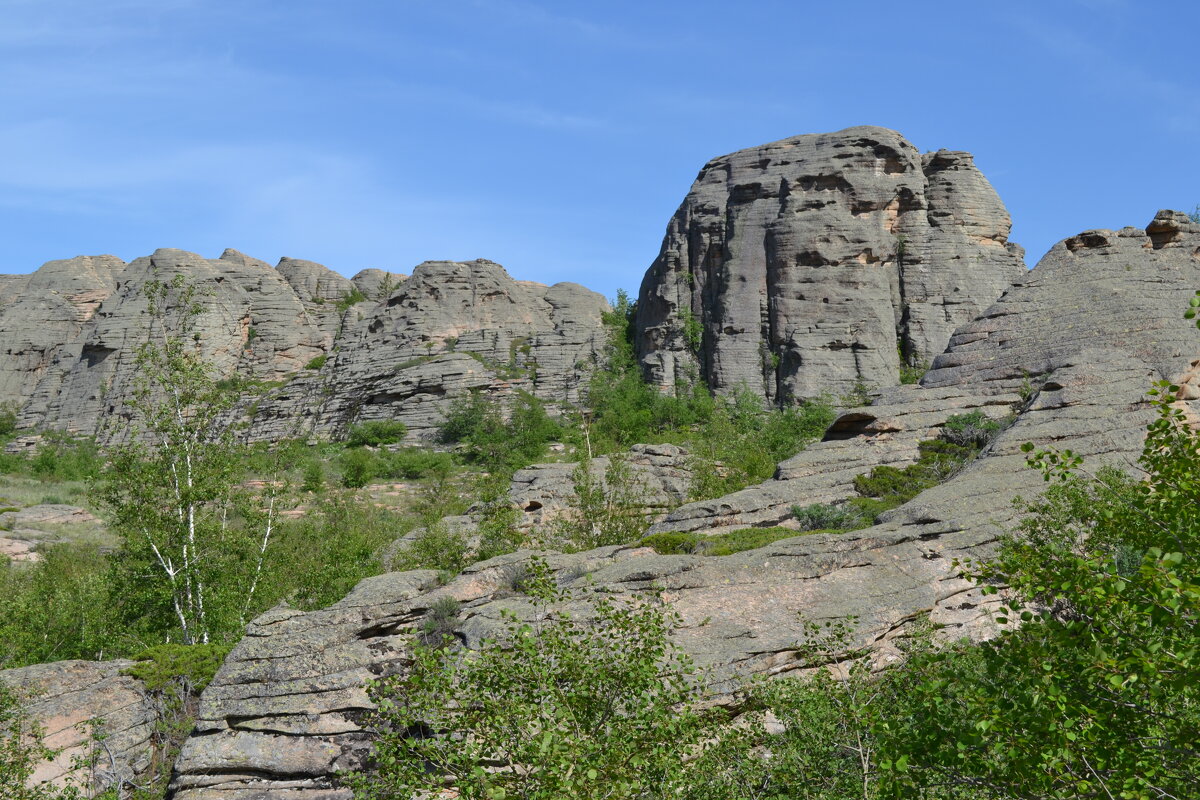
top-left (244, 259), bottom-right (609, 442)
top-left (0, 660), bottom-right (157, 793)
top-left (635, 126), bottom-right (1026, 402)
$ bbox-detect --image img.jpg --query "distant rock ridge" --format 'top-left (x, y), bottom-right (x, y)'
top-left (0, 250), bottom-right (608, 443)
top-left (635, 125), bottom-right (1026, 402)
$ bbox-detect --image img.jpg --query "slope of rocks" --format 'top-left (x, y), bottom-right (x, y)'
top-left (168, 211), bottom-right (1200, 798)
top-left (2, 252), bottom-right (608, 444)
top-left (635, 125), bottom-right (1026, 402)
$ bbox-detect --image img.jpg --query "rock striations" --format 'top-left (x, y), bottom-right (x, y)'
top-left (635, 126), bottom-right (1026, 402)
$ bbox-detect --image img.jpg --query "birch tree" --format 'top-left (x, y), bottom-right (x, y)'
top-left (95, 275), bottom-right (278, 646)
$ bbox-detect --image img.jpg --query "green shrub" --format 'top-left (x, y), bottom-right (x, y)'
top-left (350, 558), bottom-right (711, 799)
top-left (301, 460), bottom-right (325, 492)
top-left (438, 390), bottom-right (563, 473)
top-left (345, 419), bottom-right (408, 447)
top-left (374, 448), bottom-right (455, 480)
top-left (791, 502), bottom-right (866, 532)
top-left (304, 354), bottom-right (327, 370)
top-left (339, 447), bottom-right (376, 488)
top-left (390, 522), bottom-right (469, 574)
top-left (262, 494), bottom-right (411, 611)
top-left (124, 642), bottom-right (233, 694)
top-left (0, 404), bottom-right (16, 438)
top-left (940, 409), bottom-right (1007, 449)
top-left (418, 595), bottom-right (461, 647)
top-left (0, 542), bottom-right (117, 667)
top-left (27, 433), bottom-right (102, 481)
top-left (336, 287), bottom-right (368, 311)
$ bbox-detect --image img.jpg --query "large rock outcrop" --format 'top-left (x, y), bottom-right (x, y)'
top-left (2, 253), bottom-right (608, 444)
top-left (636, 125), bottom-right (1026, 402)
top-left (169, 211), bottom-right (1200, 797)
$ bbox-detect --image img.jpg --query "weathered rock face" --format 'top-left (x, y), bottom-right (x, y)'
top-left (0, 256), bottom-right (126, 413)
top-left (636, 126), bottom-right (1026, 402)
top-left (652, 210), bottom-right (1200, 534)
top-left (0, 660), bottom-right (157, 793)
top-left (4, 253), bottom-right (608, 444)
top-left (244, 259), bottom-right (609, 442)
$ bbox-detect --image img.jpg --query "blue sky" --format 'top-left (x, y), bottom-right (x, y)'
top-left (1, 0), bottom-right (1196, 300)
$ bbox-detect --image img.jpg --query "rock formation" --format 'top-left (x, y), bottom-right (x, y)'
top-left (1, 252), bottom-right (608, 444)
top-left (168, 211), bottom-right (1200, 797)
top-left (635, 125), bottom-right (1026, 402)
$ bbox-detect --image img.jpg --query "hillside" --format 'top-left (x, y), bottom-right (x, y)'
top-left (2, 126), bottom-right (1199, 799)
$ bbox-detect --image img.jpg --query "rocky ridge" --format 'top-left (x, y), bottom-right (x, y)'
top-left (1, 252), bottom-right (608, 444)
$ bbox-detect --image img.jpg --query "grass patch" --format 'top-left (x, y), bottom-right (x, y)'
top-left (640, 526), bottom-right (817, 556)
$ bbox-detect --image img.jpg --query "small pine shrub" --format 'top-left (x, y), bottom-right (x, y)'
top-left (791, 502), bottom-right (866, 532)
top-left (940, 410), bottom-right (1006, 449)
top-left (346, 419), bottom-right (408, 447)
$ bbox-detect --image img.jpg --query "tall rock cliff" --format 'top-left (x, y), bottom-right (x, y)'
top-left (635, 126), bottom-right (1026, 401)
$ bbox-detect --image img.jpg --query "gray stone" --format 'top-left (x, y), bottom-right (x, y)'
top-left (3, 253), bottom-right (609, 446)
top-left (635, 126), bottom-right (1026, 402)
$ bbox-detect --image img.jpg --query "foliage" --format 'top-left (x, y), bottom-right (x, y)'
top-left (686, 388), bottom-right (835, 499)
top-left (687, 617), bottom-right (892, 800)
top-left (640, 526), bottom-right (810, 556)
top-left (437, 390), bottom-right (564, 472)
top-left (557, 452), bottom-right (651, 550)
top-left (0, 434), bottom-right (102, 482)
top-left (678, 306), bottom-right (703, 355)
top-left (417, 595), bottom-right (461, 647)
top-left (898, 361), bottom-right (927, 385)
top-left (345, 419), bottom-right (408, 447)
top-left (123, 642), bottom-right (232, 695)
top-left (336, 287), bottom-right (368, 312)
top-left (0, 403), bottom-right (17, 439)
top-left (338, 447), bottom-right (375, 488)
top-left (304, 354), bottom-right (327, 370)
top-left (262, 493), bottom-right (411, 610)
top-left (847, 420), bottom-right (995, 524)
top-left (791, 502), bottom-right (868, 532)
top-left (939, 409), bottom-right (1008, 449)
top-left (0, 542), bottom-right (116, 667)
top-left (881, 379), bottom-right (1200, 798)
top-left (350, 558), bottom-right (712, 800)
top-left (388, 521), bottom-right (469, 574)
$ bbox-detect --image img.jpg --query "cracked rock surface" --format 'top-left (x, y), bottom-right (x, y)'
top-left (2, 253), bottom-right (607, 444)
top-left (0, 660), bottom-right (157, 793)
